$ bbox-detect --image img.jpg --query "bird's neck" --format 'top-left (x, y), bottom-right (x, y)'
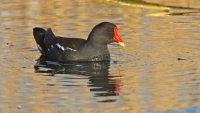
top-left (86, 34), bottom-right (107, 47)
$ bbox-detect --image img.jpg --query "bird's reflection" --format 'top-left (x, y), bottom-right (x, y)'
top-left (34, 56), bottom-right (121, 101)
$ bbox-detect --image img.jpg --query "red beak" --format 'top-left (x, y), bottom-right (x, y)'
top-left (113, 27), bottom-right (125, 47)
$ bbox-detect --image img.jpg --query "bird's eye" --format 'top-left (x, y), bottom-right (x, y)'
top-left (107, 29), bottom-right (111, 32)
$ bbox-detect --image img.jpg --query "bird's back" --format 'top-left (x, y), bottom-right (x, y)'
top-left (33, 27), bottom-right (86, 61)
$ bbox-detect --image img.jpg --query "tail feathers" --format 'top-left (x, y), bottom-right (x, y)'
top-left (33, 27), bottom-right (46, 56)
top-left (44, 28), bottom-right (56, 47)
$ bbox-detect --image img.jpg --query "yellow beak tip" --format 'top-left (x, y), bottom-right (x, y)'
top-left (118, 42), bottom-right (125, 47)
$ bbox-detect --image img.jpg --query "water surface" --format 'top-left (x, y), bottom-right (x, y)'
top-left (0, 0), bottom-right (200, 112)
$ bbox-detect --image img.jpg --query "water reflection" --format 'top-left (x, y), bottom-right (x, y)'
top-left (34, 56), bottom-right (121, 99)
top-left (0, 0), bottom-right (200, 112)
top-left (98, 0), bottom-right (200, 16)
top-left (97, 0), bottom-right (200, 10)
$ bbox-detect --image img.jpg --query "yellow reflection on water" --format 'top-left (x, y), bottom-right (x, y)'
top-left (0, 0), bottom-right (200, 112)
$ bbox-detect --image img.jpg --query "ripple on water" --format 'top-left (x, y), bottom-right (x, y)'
top-left (0, 0), bottom-right (200, 112)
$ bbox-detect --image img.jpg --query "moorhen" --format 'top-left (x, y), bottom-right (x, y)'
top-left (33, 22), bottom-right (124, 62)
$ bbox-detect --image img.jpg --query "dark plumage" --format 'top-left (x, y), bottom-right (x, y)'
top-left (33, 22), bottom-right (124, 62)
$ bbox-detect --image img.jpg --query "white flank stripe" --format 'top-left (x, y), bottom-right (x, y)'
top-left (51, 45), bottom-right (54, 48)
top-left (37, 44), bottom-right (42, 51)
top-left (65, 47), bottom-right (77, 51)
top-left (55, 43), bottom-right (65, 50)
top-left (55, 43), bottom-right (76, 51)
